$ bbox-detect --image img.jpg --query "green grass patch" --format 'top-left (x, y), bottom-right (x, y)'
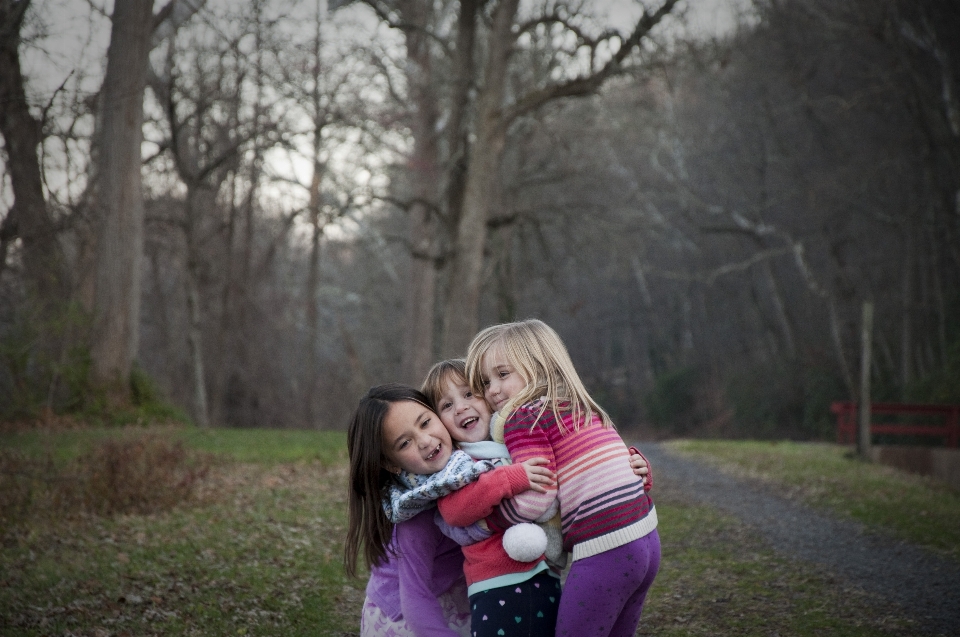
top-left (178, 428), bottom-right (348, 465)
top-left (667, 440), bottom-right (960, 559)
top-left (0, 426), bottom-right (347, 466)
top-left (0, 427), bottom-right (363, 636)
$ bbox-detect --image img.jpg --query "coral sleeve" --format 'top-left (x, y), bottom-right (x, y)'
top-left (438, 463), bottom-right (529, 527)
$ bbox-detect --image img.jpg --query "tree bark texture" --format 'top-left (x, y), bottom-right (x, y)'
top-left (399, 0), bottom-right (442, 382)
top-left (900, 218), bottom-right (915, 392)
top-left (857, 300), bottom-right (874, 459)
top-left (442, 0), bottom-right (479, 226)
top-left (185, 258), bottom-right (209, 427)
top-left (183, 186), bottom-right (216, 427)
top-left (89, 0), bottom-right (156, 389)
top-left (440, 0), bottom-right (519, 357)
top-left (304, 5), bottom-right (325, 426)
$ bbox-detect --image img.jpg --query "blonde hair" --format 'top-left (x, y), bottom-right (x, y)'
top-left (465, 319), bottom-right (612, 434)
top-left (420, 359), bottom-right (468, 411)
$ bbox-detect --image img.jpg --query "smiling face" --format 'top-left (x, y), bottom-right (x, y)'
top-left (435, 375), bottom-right (492, 444)
top-left (480, 346), bottom-right (528, 413)
top-left (381, 400), bottom-right (453, 475)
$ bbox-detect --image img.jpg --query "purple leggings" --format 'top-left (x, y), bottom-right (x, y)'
top-left (556, 530), bottom-right (661, 637)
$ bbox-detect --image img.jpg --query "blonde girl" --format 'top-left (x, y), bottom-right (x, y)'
top-left (465, 320), bottom-right (660, 637)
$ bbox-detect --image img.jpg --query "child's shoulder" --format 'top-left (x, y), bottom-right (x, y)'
top-left (510, 397), bottom-right (548, 417)
top-left (504, 398), bottom-right (558, 428)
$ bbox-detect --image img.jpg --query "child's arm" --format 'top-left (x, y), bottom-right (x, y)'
top-left (630, 446), bottom-right (653, 491)
top-left (437, 459), bottom-right (552, 527)
top-left (495, 405), bottom-right (560, 526)
top-left (433, 510), bottom-right (491, 545)
top-left (385, 450), bottom-right (494, 523)
top-left (394, 512), bottom-right (466, 637)
top-left (494, 445), bottom-right (650, 526)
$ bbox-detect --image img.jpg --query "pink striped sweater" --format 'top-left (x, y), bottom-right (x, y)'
top-left (490, 399), bottom-right (657, 561)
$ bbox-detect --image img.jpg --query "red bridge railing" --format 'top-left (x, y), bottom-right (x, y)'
top-left (831, 402), bottom-right (960, 448)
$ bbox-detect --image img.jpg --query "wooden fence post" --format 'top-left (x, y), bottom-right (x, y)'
top-left (858, 300), bottom-right (874, 459)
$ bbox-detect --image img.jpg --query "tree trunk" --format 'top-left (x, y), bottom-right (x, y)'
top-left (399, 0), bottom-right (442, 382)
top-left (184, 189), bottom-right (210, 427)
top-left (630, 256), bottom-right (657, 385)
top-left (761, 260), bottom-right (796, 358)
top-left (403, 210), bottom-right (438, 383)
top-left (0, 0), bottom-right (66, 302)
top-left (304, 2), bottom-right (325, 425)
top-left (900, 218), bottom-right (915, 393)
top-left (89, 0), bottom-right (156, 393)
top-left (493, 220), bottom-right (516, 323)
top-left (305, 218), bottom-right (323, 425)
top-left (210, 170), bottom-right (239, 427)
top-left (441, 0), bottom-right (519, 356)
top-left (442, 0), bottom-right (479, 230)
top-left (857, 300), bottom-right (874, 459)
top-left (929, 229), bottom-right (947, 365)
top-left (185, 262), bottom-right (210, 427)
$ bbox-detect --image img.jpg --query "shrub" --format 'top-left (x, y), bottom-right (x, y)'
top-left (0, 298), bottom-right (187, 425)
top-left (0, 301), bottom-right (92, 420)
top-left (905, 339), bottom-right (960, 404)
top-left (725, 361), bottom-right (844, 440)
top-left (128, 365), bottom-right (189, 422)
top-left (72, 434), bottom-right (209, 515)
top-left (0, 433), bottom-right (210, 522)
top-left (645, 367), bottom-right (700, 435)
top-left (0, 450), bottom-right (55, 522)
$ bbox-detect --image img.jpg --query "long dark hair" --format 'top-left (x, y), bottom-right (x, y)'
top-left (343, 383), bottom-right (433, 577)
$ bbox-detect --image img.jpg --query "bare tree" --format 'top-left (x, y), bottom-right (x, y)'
top-left (87, 0), bottom-right (157, 395)
top-left (0, 0), bottom-right (66, 301)
top-left (362, 0), bottom-right (680, 360)
top-left (87, 0), bottom-right (209, 398)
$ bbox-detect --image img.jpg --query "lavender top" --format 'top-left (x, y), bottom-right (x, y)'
top-left (365, 509), bottom-right (467, 636)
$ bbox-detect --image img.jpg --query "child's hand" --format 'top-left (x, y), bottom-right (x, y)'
top-left (520, 457), bottom-right (556, 493)
top-left (629, 447), bottom-right (652, 490)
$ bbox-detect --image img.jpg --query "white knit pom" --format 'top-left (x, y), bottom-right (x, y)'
top-left (503, 523), bottom-right (548, 562)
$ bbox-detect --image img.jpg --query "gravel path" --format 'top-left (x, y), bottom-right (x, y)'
top-left (639, 442), bottom-right (960, 636)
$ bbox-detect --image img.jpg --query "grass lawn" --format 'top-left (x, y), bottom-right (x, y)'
top-left (0, 427), bottom-right (937, 635)
top-left (1, 426), bottom-right (364, 636)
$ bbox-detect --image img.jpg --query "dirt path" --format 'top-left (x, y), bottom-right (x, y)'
top-left (639, 442), bottom-right (960, 636)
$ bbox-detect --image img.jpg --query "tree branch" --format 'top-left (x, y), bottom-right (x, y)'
top-left (503, 0), bottom-right (679, 124)
top-left (0, 0), bottom-right (32, 41)
top-left (375, 194), bottom-right (444, 220)
top-left (637, 247), bottom-right (794, 286)
top-left (358, 0), bottom-right (452, 57)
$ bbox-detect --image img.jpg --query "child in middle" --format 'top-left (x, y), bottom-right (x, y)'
top-left (422, 359), bottom-right (563, 637)
top-left (421, 359), bottom-right (653, 637)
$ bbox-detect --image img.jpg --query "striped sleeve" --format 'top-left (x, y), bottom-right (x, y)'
top-left (496, 403), bottom-right (558, 526)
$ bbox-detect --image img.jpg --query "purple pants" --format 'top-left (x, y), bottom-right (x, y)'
top-left (556, 530), bottom-right (661, 637)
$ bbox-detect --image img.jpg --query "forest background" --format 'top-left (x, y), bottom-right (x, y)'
top-left (1, 0), bottom-right (958, 438)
